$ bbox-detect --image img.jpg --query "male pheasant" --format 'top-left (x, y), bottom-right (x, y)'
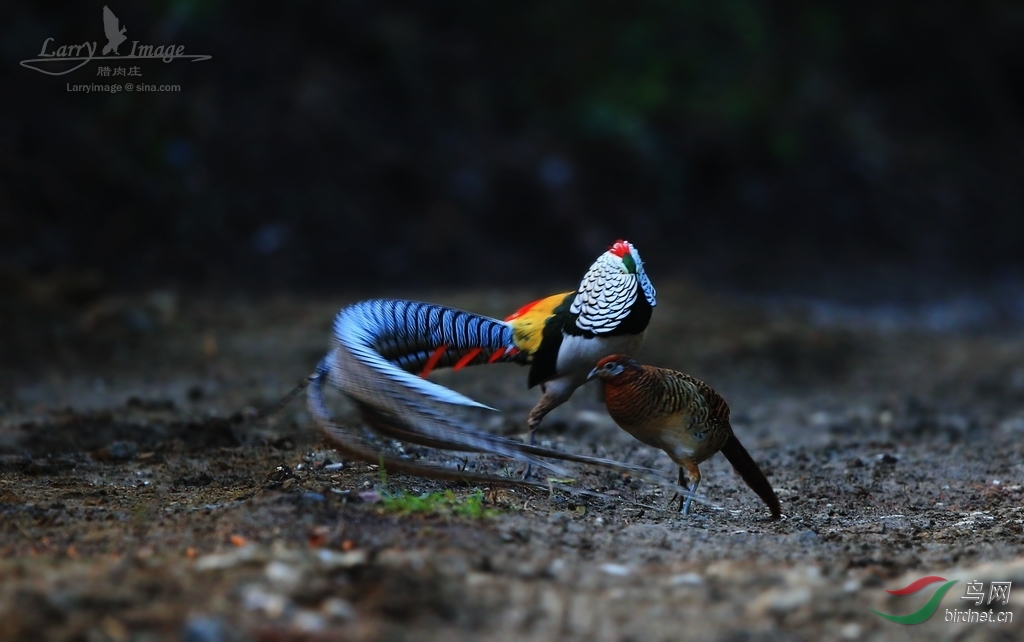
top-left (588, 355), bottom-right (781, 519)
top-left (297, 240), bottom-right (657, 480)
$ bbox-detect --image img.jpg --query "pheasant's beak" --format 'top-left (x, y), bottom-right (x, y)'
top-left (586, 366), bottom-right (600, 381)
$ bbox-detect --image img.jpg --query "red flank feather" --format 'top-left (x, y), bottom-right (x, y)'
top-left (419, 345), bottom-right (448, 378)
top-left (453, 348), bottom-right (483, 371)
top-left (487, 347), bottom-right (508, 363)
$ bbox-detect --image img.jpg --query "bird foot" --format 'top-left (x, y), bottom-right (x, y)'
top-left (668, 493), bottom-right (693, 516)
top-left (681, 495), bottom-right (694, 516)
top-left (670, 480), bottom-right (700, 517)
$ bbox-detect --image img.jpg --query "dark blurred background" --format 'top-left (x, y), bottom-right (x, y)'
top-left (4, 0), bottom-right (1024, 298)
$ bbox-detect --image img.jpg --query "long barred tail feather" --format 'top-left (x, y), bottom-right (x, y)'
top-left (334, 299), bottom-right (521, 410)
top-left (306, 363), bottom-right (706, 505)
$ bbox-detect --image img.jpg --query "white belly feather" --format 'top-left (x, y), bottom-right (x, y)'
top-left (556, 331), bottom-right (645, 383)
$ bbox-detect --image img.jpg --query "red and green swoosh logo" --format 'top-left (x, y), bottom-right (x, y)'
top-left (871, 576), bottom-right (959, 624)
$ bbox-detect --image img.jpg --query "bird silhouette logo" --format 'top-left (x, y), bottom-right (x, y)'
top-left (101, 6), bottom-right (128, 55)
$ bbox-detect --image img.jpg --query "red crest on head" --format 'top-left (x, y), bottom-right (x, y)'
top-left (609, 240), bottom-right (632, 258)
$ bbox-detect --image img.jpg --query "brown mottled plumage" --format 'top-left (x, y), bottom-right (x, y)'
top-left (588, 355), bottom-right (781, 519)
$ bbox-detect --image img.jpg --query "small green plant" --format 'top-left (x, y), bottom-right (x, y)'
top-left (375, 459), bottom-right (499, 518)
top-left (380, 489), bottom-right (497, 518)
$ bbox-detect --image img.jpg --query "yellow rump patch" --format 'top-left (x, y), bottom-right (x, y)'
top-left (505, 291), bottom-right (573, 356)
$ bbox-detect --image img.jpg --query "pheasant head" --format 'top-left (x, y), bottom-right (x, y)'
top-left (587, 354), bottom-right (644, 383)
top-left (570, 240), bottom-right (657, 334)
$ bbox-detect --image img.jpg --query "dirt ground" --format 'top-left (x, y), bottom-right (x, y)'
top-left (2, 278), bottom-right (1024, 641)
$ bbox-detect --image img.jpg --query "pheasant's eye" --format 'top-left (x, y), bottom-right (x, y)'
top-left (694, 431), bottom-right (705, 441)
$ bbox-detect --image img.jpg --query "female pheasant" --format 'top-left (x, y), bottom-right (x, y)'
top-left (588, 355), bottom-right (781, 519)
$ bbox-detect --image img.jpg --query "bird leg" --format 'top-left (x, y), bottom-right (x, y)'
top-left (521, 379), bottom-right (577, 478)
top-left (671, 459), bottom-right (702, 516)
